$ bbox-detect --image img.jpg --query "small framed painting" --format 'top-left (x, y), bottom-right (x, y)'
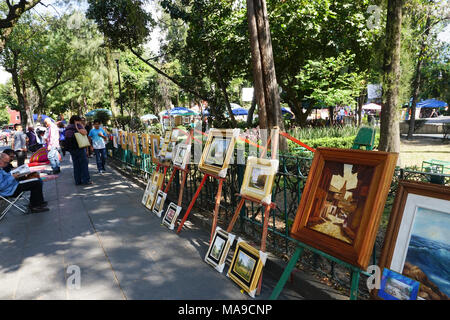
top-left (112, 128), bottom-right (119, 149)
top-left (145, 172), bottom-right (164, 211)
top-left (227, 239), bottom-right (267, 298)
top-left (377, 181), bottom-right (450, 300)
top-left (240, 157), bottom-right (279, 204)
top-left (141, 133), bottom-right (150, 155)
top-left (141, 179), bottom-right (153, 206)
top-left (378, 268), bottom-right (420, 300)
top-left (164, 130), bottom-right (172, 143)
top-left (162, 202), bottom-right (182, 230)
top-left (152, 190), bottom-right (167, 218)
top-left (121, 131), bottom-right (128, 150)
top-left (173, 144), bottom-right (191, 170)
top-left (131, 133), bottom-right (140, 156)
top-left (205, 227), bottom-right (235, 273)
top-left (290, 148), bottom-right (398, 269)
top-left (198, 129), bottom-right (239, 178)
top-left (150, 134), bottom-right (160, 163)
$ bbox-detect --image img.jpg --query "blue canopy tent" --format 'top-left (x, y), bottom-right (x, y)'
top-left (231, 108), bottom-right (249, 116)
top-left (416, 99), bottom-right (448, 108)
top-left (161, 107), bottom-right (197, 116)
top-left (33, 114), bottom-right (54, 122)
top-left (282, 107), bottom-right (295, 119)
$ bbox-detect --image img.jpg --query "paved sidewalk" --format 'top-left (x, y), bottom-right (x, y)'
top-left (0, 154), bottom-right (312, 300)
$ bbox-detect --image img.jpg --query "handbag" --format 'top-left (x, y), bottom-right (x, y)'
top-left (74, 132), bottom-right (91, 148)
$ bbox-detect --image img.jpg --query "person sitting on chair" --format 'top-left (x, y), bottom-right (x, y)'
top-left (0, 153), bottom-right (49, 213)
top-left (2, 149), bottom-right (16, 173)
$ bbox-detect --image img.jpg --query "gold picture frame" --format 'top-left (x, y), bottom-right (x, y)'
top-left (198, 129), bottom-right (238, 178)
top-left (141, 133), bottom-right (150, 155)
top-left (172, 144), bottom-right (191, 170)
top-left (240, 157), bottom-right (279, 204)
top-left (130, 133), bottom-right (140, 156)
top-left (227, 239), bottom-right (267, 298)
top-left (120, 131), bottom-right (128, 150)
top-left (150, 134), bottom-right (160, 163)
top-left (152, 190), bottom-right (167, 218)
top-left (145, 172), bottom-right (164, 211)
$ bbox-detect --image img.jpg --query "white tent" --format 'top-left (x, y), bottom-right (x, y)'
top-left (362, 103), bottom-right (382, 110)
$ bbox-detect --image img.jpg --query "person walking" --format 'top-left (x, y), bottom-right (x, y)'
top-left (64, 115), bottom-right (92, 185)
top-left (43, 118), bottom-right (61, 174)
top-left (88, 119), bottom-right (108, 174)
top-left (26, 127), bottom-right (41, 153)
top-left (11, 123), bottom-right (28, 167)
top-left (58, 122), bottom-right (67, 156)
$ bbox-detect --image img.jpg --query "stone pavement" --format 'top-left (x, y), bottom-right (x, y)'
top-left (0, 153), bottom-right (347, 300)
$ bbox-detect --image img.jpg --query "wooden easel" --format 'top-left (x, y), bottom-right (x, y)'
top-left (176, 172), bottom-right (227, 243)
top-left (163, 165), bottom-right (189, 207)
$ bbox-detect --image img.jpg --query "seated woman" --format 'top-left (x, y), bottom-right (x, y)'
top-left (0, 153), bottom-right (49, 213)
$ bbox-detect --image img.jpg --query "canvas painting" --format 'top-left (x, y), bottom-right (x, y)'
top-left (173, 144), bottom-right (191, 169)
top-left (152, 191), bottom-right (167, 217)
top-left (162, 202), bottom-right (182, 230)
top-left (378, 181), bottom-right (450, 300)
top-left (204, 227), bottom-right (235, 273)
top-left (378, 269), bottom-right (420, 300)
top-left (306, 161), bottom-right (374, 245)
top-left (141, 134), bottom-right (150, 155)
top-left (240, 157), bottom-right (278, 203)
top-left (205, 137), bottom-right (231, 167)
top-left (150, 135), bottom-right (160, 163)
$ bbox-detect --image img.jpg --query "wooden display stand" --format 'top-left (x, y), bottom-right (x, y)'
top-left (226, 194), bottom-right (276, 295)
top-left (163, 165), bottom-right (189, 207)
top-left (176, 173), bottom-right (226, 243)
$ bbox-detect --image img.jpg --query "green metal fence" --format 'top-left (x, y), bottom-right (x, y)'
top-left (107, 141), bottom-right (449, 298)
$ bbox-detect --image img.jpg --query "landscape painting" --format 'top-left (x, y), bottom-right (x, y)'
top-left (401, 207), bottom-right (449, 300)
top-left (210, 236), bottom-right (226, 261)
top-left (233, 250), bottom-right (256, 283)
top-left (306, 161), bottom-right (374, 244)
top-left (205, 137), bottom-right (231, 167)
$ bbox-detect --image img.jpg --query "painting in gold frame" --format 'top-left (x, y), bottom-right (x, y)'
top-left (240, 157), bottom-right (279, 204)
top-left (290, 148), bottom-right (398, 269)
top-left (150, 134), bottom-right (160, 163)
top-left (120, 131), bottom-right (128, 150)
top-left (130, 133), bottom-right (140, 156)
top-left (145, 171), bottom-right (164, 211)
top-left (227, 239), bottom-right (267, 298)
top-left (198, 129), bottom-right (238, 178)
top-left (141, 133), bottom-right (150, 155)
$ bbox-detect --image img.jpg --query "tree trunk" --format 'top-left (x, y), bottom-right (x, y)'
top-left (379, 0), bottom-right (403, 155)
top-left (247, 93), bottom-right (257, 126)
top-left (214, 60), bottom-right (237, 126)
top-left (357, 91), bottom-right (365, 127)
top-left (105, 44), bottom-right (119, 118)
top-left (20, 74), bottom-right (33, 127)
top-left (407, 16), bottom-right (431, 140)
top-left (247, 0), bottom-right (286, 150)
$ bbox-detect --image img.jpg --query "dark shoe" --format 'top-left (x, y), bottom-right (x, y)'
top-left (30, 206), bottom-right (50, 213)
top-left (81, 181), bottom-right (93, 185)
top-left (29, 201), bottom-right (47, 208)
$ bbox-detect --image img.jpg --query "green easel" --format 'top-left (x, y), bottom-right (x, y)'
top-left (352, 127), bottom-right (376, 150)
top-left (269, 239), bottom-right (365, 300)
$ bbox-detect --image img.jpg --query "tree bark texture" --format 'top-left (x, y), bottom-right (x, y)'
top-left (247, 0), bottom-right (286, 150)
top-left (105, 44), bottom-right (119, 118)
top-left (379, 0), bottom-right (403, 154)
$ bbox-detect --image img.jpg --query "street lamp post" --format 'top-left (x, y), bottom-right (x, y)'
top-left (112, 52), bottom-right (124, 117)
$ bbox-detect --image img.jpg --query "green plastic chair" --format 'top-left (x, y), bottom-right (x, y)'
top-left (352, 127), bottom-right (376, 151)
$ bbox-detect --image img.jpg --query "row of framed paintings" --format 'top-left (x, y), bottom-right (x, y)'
top-left (205, 227), bottom-right (267, 298)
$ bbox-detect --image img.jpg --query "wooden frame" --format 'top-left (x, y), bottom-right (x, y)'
top-left (163, 130), bottom-right (172, 143)
top-left (120, 131), bottom-right (128, 150)
top-left (173, 143), bottom-right (191, 170)
top-left (150, 134), bottom-right (160, 163)
top-left (145, 172), bottom-right (164, 211)
top-left (290, 148), bottom-right (398, 269)
top-left (141, 179), bottom-right (153, 206)
top-left (152, 190), bottom-right (167, 218)
top-left (376, 181), bottom-right (450, 300)
top-left (130, 133), bottom-right (140, 156)
top-left (240, 157), bottom-right (279, 204)
top-left (198, 129), bottom-right (238, 178)
top-left (205, 227), bottom-right (235, 273)
top-left (227, 239), bottom-right (267, 298)
top-left (162, 202), bottom-right (182, 230)
top-left (141, 133), bottom-right (150, 155)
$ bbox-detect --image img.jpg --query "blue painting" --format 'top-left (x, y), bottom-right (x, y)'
top-left (402, 207), bottom-right (450, 300)
top-left (378, 268), bottom-right (420, 300)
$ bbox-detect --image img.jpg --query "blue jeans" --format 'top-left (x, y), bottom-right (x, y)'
top-left (94, 148), bottom-right (107, 171)
top-left (69, 148), bottom-right (91, 185)
top-left (47, 147), bottom-right (61, 172)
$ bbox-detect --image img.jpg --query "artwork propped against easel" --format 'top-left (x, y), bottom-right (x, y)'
top-left (121, 131), bottom-right (128, 150)
top-left (150, 134), bottom-right (160, 163)
top-left (130, 133), bottom-right (140, 156)
top-left (240, 157), bottom-right (279, 205)
top-left (152, 190), bottom-right (167, 218)
top-left (290, 148), bottom-right (398, 269)
top-left (162, 202), bottom-right (182, 230)
top-left (141, 178), bottom-right (152, 206)
top-left (199, 129), bottom-right (240, 178)
top-left (205, 227), bottom-right (235, 273)
top-left (145, 171), bottom-right (164, 211)
top-left (141, 133), bottom-right (150, 155)
top-left (227, 238), bottom-right (267, 298)
top-left (173, 144), bottom-right (191, 170)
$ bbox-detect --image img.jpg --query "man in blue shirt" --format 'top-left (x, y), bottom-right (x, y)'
top-left (0, 153), bottom-right (49, 213)
top-left (88, 119), bottom-right (108, 174)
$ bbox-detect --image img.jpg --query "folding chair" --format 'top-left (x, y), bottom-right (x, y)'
top-left (0, 192), bottom-right (30, 221)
